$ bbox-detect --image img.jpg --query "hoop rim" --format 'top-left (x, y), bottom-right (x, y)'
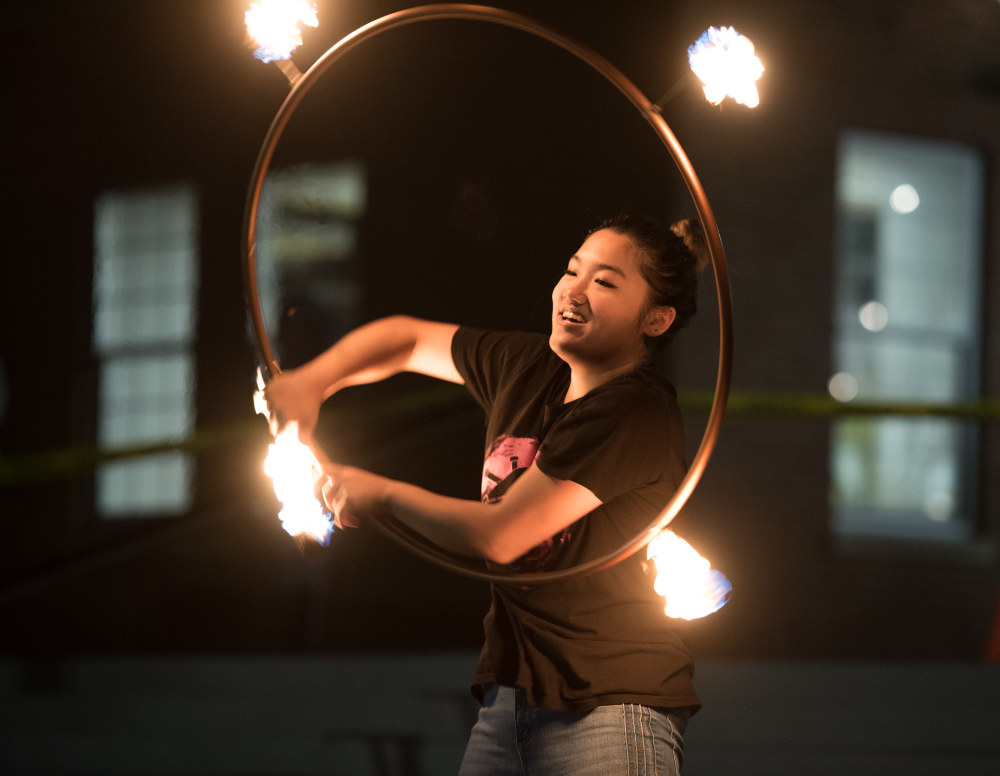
top-left (243, 3), bottom-right (733, 584)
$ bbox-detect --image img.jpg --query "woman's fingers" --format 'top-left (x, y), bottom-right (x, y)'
top-left (320, 470), bottom-right (361, 529)
top-left (321, 475), bottom-right (345, 514)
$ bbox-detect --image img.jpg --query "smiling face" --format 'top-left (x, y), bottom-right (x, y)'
top-left (549, 228), bottom-right (675, 381)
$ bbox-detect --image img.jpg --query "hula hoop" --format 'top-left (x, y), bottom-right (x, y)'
top-left (243, 4), bottom-right (733, 584)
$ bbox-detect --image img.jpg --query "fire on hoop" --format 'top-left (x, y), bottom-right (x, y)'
top-left (688, 26), bottom-right (764, 108)
top-left (244, 0), bottom-right (318, 63)
top-left (647, 530), bottom-right (732, 619)
top-left (254, 370), bottom-right (333, 545)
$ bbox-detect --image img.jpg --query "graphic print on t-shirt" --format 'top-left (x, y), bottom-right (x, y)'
top-left (480, 434), bottom-right (569, 572)
top-left (481, 434), bottom-right (539, 502)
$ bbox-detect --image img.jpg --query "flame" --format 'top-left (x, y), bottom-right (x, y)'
top-left (245, 0), bottom-right (318, 63)
top-left (264, 424), bottom-right (333, 544)
top-left (688, 26), bottom-right (764, 108)
top-left (647, 530), bottom-right (731, 619)
top-left (254, 370), bottom-right (333, 544)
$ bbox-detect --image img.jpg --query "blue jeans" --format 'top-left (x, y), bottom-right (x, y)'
top-left (458, 685), bottom-right (690, 775)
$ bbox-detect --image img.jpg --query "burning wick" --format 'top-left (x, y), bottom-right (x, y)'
top-left (254, 370), bottom-right (333, 545)
top-left (244, 0), bottom-right (318, 84)
top-left (687, 26), bottom-right (764, 108)
top-left (647, 530), bottom-right (732, 619)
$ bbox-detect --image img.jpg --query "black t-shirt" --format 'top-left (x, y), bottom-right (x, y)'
top-left (452, 326), bottom-right (700, 713)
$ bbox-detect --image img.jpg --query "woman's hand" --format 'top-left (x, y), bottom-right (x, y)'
top-left (263, 367), bottom-right (324, 443)
top-left (320, 464), bottom-right (392, 529)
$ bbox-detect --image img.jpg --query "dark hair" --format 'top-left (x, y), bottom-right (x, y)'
top-left (592, 213), bottom-right (710, 352)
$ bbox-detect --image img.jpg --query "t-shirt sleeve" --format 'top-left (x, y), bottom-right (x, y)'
top-left (537, 386), bottom-right (678, 503)
top-left (451, 326), bottom-right (550, 413)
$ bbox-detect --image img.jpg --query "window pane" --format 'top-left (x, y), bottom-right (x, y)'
top-left (97, 354), bottom-right (195, 446)
top-left (94, 187), bottom-right (198, 352)
top-left (97, 453), bottom-right (193, 517)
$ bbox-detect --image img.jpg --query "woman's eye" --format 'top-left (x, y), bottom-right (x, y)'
top-left (563, 269), bottom-right (577, 277)
top-left (595, 278), bottom-right (616, 288)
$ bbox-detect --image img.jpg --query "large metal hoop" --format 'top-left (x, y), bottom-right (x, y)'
top-left (243, 4), bottom-right (733, 584)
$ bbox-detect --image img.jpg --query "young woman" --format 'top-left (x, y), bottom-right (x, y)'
top-left (264, 214), bottom-right (709, 775)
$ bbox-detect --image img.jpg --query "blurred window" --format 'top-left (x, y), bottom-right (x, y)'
top-left (831, 130), bottom-right (984, 542)
top-left (92, 185), bottom-right (199, 517)
top-left (255, 161), bottom-right (365, 368)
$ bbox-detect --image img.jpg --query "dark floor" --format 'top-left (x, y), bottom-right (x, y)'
top-left (2, 654), bottom-right (998, 775)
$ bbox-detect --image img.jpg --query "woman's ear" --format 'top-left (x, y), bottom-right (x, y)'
top-left (644, 306), bottom-right (676, 338)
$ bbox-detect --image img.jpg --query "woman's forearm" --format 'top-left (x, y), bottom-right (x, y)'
top-left (265, 316), bottom-right (459, 441)
top-left (376, 465), bottom-right (601, 566)
top-left (324, 459), bottom-right (600, 565)
top-left (324, 463), bottom-right (512, 561)
top-left (381, 480), bottom-right (496, 559)
top-left (297, 315), bottom-right (424, 398)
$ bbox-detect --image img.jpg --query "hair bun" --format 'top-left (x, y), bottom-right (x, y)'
top-left (670, 218), bottom-right (710, 274)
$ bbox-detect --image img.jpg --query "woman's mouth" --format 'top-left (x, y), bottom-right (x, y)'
top-left (559, 309), bottom-right (587, 324)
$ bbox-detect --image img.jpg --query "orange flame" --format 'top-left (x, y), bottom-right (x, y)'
top-left (245, 0), bottom-right (318, 63)
top-left (647, 531), bottom-right (731, 619)
top-left (254, 371), bottom-right (332, 544)
top-left (688, 27), bottom-right (764, 108)
top-left (263, 424), bottom-right (332, 544)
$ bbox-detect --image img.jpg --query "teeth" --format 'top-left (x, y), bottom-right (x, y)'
top-left (561, 310), bottom-right (586, 323)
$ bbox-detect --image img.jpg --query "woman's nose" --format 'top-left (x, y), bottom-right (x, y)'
top-left (563, 277), bottom-right (586, 301)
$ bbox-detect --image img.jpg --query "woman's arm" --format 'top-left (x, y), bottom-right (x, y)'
top-left (273, 315), bottom-right (599, 563)
top-left (264, 315), bottom-right (461, 440)
top-left (324, 462), bottom-right (602, 565)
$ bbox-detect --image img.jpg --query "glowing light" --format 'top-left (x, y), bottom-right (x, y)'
top-left (264, 424), bottom-right (333, 543)
top-left (245, 0), bottom-right (318, 63)
top-left (688, 26), bottom-right (764, 108)
top-left (828, 372), bottom-right (859, 402)
top-left (859, 301), bottom-right (889, 332)
top-left (647, 531), bottom-right (732, 619)
top-left (254, 370), bottom-right (333, 544)
top-left (889, 183), bottom-right (920, 214)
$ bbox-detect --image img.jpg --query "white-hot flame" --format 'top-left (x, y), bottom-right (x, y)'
top-left (264, 424), bottom-right (333, 544)
top-left (688, 26), bottom-right (764, 108)
top-left (647, 530), bottom-right (731, 619)
top-left (254, 370), bottom-right (333, 544)
top-left (245, 0), bottom-right (318, 63)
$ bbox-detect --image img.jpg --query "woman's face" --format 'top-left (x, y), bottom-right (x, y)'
top-left (549, 228), bottom-right (667, 372)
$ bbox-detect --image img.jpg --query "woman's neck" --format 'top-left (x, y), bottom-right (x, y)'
top-left (563, 356), bottom-right (647, 403)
